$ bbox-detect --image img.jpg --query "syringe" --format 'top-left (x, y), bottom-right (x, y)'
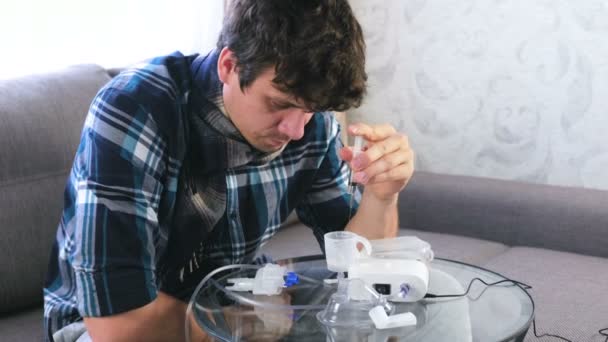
top-left (348, 136), bottom-right (364, 219)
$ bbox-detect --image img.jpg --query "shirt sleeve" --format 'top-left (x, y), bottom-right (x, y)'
top-left (296, 115), bottom-right (362, 250)
top-left (69, 86), bottom-right (167, 317)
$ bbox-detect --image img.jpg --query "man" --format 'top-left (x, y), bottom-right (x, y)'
top-left (44, 0), bottom-right (414, 341)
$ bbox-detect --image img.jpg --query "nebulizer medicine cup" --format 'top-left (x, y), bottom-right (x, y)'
top-left (324, 231), bottom-right (372, 273)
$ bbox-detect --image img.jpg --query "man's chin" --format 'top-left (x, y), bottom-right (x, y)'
top-left (259, 139), bottom-right (289, 153)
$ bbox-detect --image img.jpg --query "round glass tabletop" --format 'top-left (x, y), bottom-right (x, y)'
top-left (187, 255), bottom-right (534, 342)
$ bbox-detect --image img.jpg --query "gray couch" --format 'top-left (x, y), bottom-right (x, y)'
top-left (1, 65), bottom-right (607, 341)
top-left (263, 174), bottom-right (608, 341)
top-left (0, 65), bottom-right (112, 341)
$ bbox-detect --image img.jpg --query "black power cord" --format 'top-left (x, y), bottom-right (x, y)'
top-left (600, 328), bottom-right (608, 342)
top-left (424, 277), bottom-right (608, 342)
top-left (423, 277), bottom-right (532, 298)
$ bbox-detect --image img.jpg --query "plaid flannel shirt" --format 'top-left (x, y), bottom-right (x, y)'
top-left (43, 50), bottom-right (360, 340)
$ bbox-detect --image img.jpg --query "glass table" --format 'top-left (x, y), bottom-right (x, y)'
top-left (187, 255), bottom-right (534, 342)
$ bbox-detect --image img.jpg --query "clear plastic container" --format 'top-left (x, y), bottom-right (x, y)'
top-left (369, 236), bottom-right (434, 264)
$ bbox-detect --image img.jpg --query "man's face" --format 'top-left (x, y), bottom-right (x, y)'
top-left (218, 48), bottom-right (315, 153)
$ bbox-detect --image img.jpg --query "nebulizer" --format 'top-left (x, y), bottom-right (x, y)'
top-left (315, 231), bottom-right (433, 329)
top-left (214, 231), bottom-right (433, 331)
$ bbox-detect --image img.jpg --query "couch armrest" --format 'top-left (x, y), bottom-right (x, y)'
top-left (398, 172), bottom-right (608, 258)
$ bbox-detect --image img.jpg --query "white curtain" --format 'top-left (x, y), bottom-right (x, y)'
top-left (0, 0), bottom-right (225, 79)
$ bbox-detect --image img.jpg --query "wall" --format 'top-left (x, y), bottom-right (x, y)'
top-left (0, 0), bottom-right (224, 79)
top-left (349, 0), bottom-right (608, 190)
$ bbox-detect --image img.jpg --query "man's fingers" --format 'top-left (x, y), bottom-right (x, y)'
top-left (353, 149), bottom-right (410, 183)
top-left (339, 146), bottom-right (353, 162)
top-left (353, 134), bottom-right (408, 170)
top-left (354, 147), bottom-right (413, 183)
top-left (368, 162), bottom-right (414, 184)
top-left (349, 123), bottom-right (397, 142)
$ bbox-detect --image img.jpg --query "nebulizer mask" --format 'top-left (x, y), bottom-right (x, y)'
top-left (316, 231), bottom-right (434, 329)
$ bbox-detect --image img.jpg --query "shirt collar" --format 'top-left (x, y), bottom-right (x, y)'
top-left (189, 50), bottom-right (283, 173)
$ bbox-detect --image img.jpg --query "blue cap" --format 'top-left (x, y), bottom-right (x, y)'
top-left (284, 272), bottom-right (299, 287)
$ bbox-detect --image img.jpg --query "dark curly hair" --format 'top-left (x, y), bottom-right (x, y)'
top-left (217, 0), bottom-right (367, 112)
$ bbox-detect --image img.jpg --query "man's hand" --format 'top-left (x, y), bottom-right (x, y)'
top-left (339, 123), bottom-right (414, 201)
top-left (222, 292), bottom-right (293, 341)
top-left (85, 291), bottom-right (191, 342)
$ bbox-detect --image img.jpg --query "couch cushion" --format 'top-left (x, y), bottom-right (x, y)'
top-left (400, 229), bottom-right (510, 265)
top-left (481, 247), bottom-right (608, 342)
top-left (0, 65), bottom-right (111, 313)
top-left (0, 307), bottom-right (44, 341)
top-left (0, 65), bottom-right (110, 184)
top-left (399, 172), bottom-right (608, 259)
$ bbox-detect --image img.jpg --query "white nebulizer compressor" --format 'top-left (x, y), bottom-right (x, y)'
top-left (346, 236), bottom-right (434, 303)
top-left (348, 257), bottom-right (429, 302)
top-left (319, 233), bottom-right (435, 330)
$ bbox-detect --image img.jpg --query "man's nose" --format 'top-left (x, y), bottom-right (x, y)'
top-left (277, 109), bottom-right (308, 140)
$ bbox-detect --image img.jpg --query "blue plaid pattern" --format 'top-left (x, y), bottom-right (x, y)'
top-left (43, 50), bottom-right (360, 340)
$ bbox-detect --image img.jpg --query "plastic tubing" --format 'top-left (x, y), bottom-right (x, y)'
top-left (187, 264), bottom-right (328, 316)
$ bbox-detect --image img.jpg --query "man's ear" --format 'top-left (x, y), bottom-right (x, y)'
top-left (217, 47), bottom-right (237, 85)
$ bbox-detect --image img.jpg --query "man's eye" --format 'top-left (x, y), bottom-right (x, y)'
top-left (270, 102), bottom-right (290, 111)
